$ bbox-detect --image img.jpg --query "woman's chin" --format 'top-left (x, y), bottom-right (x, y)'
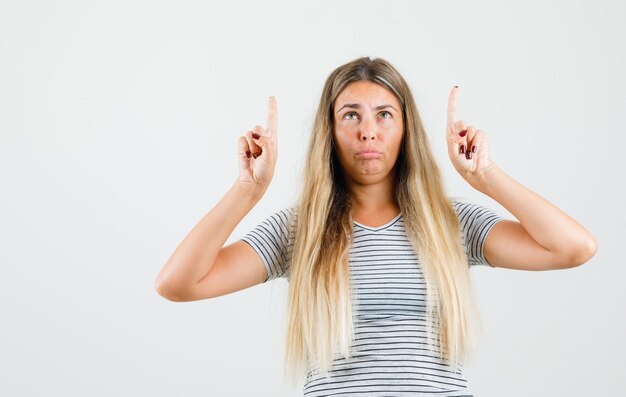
top-left (350, 170), bottom-right (392, 185)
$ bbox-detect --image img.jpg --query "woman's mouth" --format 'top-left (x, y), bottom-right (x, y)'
top-left (356, 150), bottom-right (382, 159)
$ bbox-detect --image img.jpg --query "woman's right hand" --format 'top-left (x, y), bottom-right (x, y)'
top-left (237, 96), bottom-right (278, 191)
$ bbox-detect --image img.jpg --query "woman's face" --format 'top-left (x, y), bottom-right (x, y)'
top-left (332, 80), bottom-right (404, 186)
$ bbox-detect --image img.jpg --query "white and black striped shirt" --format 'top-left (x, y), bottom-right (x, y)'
top-left (241, 199), bottom-right (504, 396)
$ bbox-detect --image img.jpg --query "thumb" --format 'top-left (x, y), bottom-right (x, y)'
top-left (252, 132), bottom-right (270, 149)
top-left (251, 126), bottom-right (270, 149)
top-left (237, 136), bottom-right (250, 158)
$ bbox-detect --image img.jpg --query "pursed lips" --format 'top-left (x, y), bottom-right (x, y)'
top-left (355, 150), bottom-right (383, 159)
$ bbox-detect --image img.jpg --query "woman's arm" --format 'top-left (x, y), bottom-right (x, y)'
top-left (155, 96), bottom-right (279, 299)
top-left (445, 86), bottom-right (596, 270)
top-left (468, 163), bottom-right (598, 270)
top-left (155, 181), bottom-right (265, 300)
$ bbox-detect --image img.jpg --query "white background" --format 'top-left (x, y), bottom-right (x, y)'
top-left (1, 0), bottom-right (624, 395)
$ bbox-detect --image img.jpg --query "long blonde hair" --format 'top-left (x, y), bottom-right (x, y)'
top-left (285, 56), bottom-right (480, 385)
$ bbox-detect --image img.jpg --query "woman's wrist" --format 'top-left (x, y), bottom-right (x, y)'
top-left (233, 179), bottom-right (267, 203)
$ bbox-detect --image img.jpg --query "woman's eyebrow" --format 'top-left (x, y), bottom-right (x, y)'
top-left (336, 103), bottom-right (397, 113)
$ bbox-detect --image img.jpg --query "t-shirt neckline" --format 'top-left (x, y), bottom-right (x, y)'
top-left (353, 212), bottom-right (402, 232)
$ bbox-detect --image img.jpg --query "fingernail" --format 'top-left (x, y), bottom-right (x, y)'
top-left (252, 132), bottom-right (261, 140)
top-left (459, 144), bottom-right (465, 154)
top-left (246, 150), bottom-right (251, 158)
top-left (471, 145), bottom-right (476, 153)
top-left (459, 130), bottom-right (468, 137)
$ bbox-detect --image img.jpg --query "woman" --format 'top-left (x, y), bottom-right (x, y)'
top-left (155, 57), bottom-right (598, 396)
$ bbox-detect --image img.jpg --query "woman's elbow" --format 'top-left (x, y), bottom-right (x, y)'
top-left (155, 277), bottom-right (187, 302)
top-left (567, 236), bottom-right (598, 268)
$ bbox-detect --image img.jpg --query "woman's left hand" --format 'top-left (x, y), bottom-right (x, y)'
top-left (446, 86), bottom-right (496, 181)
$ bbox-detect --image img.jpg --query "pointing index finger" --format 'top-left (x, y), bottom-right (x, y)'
top-left (447, 86), bottom-right (458, 132)
top-left (267, 96), bottom-right (277, 136)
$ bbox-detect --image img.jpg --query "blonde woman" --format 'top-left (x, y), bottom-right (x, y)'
top-left (155, 57), bottom-right (597, 396)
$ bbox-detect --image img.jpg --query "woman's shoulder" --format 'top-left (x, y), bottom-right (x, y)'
top-left (447, 196), bottom-right (497, 216)
top-left (265, 205), bottom-right (298, 229)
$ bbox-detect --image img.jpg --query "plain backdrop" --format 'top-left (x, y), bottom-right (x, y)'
top-left (1, 0), bottom-right (625, 396)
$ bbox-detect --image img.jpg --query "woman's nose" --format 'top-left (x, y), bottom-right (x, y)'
top-left (359, 117), bottom-right (376, 140)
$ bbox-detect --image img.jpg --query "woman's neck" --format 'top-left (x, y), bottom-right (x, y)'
top-left (345, 170), bottom-right (399, 217)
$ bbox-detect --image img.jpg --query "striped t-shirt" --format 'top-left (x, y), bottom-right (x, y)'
top-left (241, 199), bottom-right (503, 396)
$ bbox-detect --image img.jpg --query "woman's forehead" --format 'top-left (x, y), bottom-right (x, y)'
top-left (336, 81), bottom-right (400, 107)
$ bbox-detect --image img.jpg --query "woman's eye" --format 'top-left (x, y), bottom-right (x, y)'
top-left (342, 111), bottom-right (391, 120)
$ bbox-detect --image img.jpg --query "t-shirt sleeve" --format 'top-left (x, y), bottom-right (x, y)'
top-left (452, 199), bottom-right (504, 268)
top-left (240, 207), bottom-right (297, 282)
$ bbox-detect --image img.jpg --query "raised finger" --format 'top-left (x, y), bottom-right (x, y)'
top-left (447, 86), bottom-right (459, 133)
top-left (267, 96), bottom-right (277, 136)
